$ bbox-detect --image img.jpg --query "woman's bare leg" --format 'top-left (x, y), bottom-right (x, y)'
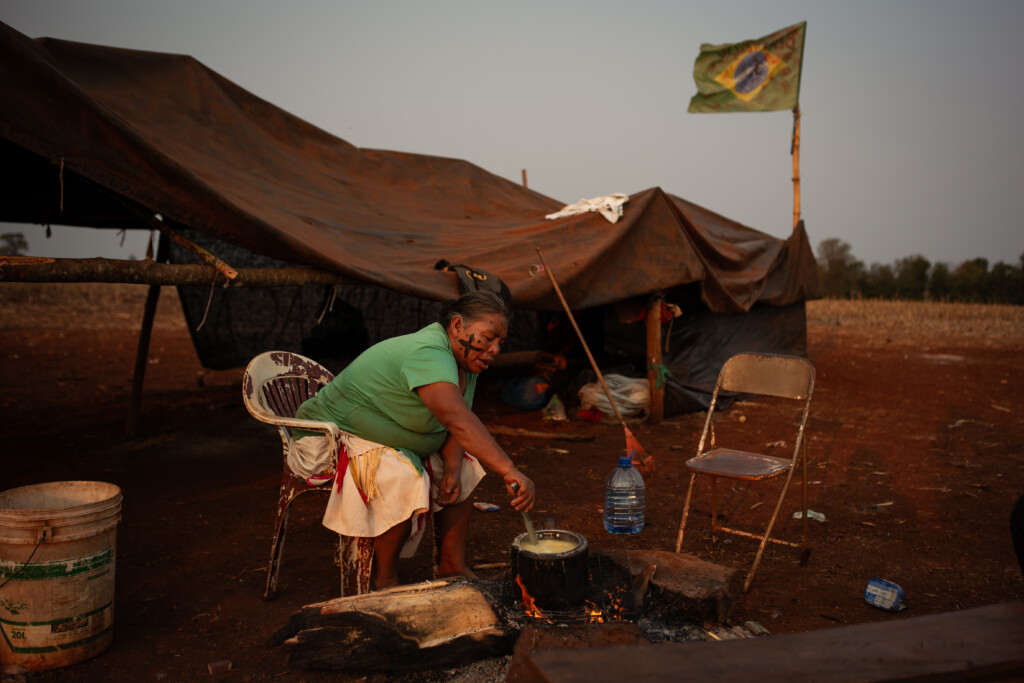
top-left (434, 498), bottom-right (478, 579)
top-left (372, 518), bottom-right (412, 589)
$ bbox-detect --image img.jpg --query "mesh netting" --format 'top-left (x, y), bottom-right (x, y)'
top-left (169, 228), bottom-right (540, 370)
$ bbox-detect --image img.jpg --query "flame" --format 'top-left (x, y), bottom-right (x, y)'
top-left (515, 574), bottom-right (547, 620)
top-left (584, 600), bottom-right (605, 625)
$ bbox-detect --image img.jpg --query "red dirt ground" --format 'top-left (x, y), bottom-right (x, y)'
top-left (1, 289), bottom-right (1022, 681)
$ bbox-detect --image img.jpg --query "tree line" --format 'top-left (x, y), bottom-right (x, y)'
top-left (0, 232), bottom-right (28, 256)
top-left (816, 238), bottom-right (1023, 305)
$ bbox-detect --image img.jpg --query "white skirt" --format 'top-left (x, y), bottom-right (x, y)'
top-left (289, 432), bottom-right (485, 558)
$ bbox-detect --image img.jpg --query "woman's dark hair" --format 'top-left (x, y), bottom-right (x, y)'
top-left (438, 290), bottom-right (511, 328)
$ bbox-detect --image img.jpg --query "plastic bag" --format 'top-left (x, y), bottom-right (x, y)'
top-left (542, 394), bottom-right (567, 421)
top-left (500, 376), bottom-right (550, 411)
top-left (577, 374), bottom-right (650, 422)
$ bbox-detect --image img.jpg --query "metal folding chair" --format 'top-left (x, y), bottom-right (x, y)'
top-left (674, 352), bottom-right (815, 592)
top-left (242, 351), bottom-right (373, 600)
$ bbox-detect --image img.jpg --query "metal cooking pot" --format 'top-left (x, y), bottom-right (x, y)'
top-left (508, 529), bottom-right (589, 612)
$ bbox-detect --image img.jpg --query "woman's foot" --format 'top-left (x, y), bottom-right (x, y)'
top-left (371, 573), bottom-right (400, 591)
top-left (434, 499), bottom-right (474, 581)
top-left (437, 566), bottom-right (479, 580)
top-left (371, 519), bottom-right (411, 591)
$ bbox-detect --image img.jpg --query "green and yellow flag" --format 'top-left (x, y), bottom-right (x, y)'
top-left (688, 21), bottom-right (806, 113)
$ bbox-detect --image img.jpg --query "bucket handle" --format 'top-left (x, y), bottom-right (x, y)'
top-left (0, 526), bottom-right (48, 590)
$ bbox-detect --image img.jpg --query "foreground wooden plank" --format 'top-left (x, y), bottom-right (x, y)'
top-left (270, 578), bottom-right (517, 674)
top-left (525, 602), bottom-right (1024, 682)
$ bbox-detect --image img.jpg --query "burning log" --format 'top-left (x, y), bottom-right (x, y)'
top-left (269, 579), bottom-right (518, 674)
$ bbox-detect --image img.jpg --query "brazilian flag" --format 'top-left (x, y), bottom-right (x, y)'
top-left (689, 22), bottom-right (806, 113)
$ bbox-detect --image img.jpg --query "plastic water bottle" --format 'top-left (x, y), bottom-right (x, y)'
top-left (603, 455), bottom-right (645, 534)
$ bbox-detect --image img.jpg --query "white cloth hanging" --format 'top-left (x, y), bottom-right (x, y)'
top-left (545, 193), bottom-right (629, 224)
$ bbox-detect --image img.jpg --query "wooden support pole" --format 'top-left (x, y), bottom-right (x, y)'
top-left (521, 168), bottom-right (528, 189)
top-left (125, 233), bottom-right (170, 438)
top-left (792, 106), bottom-right (801, 230)
top-left (645, 296), bottom-right (663, 424)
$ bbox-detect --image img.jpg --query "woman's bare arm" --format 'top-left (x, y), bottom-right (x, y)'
top-left (416, 381), bottom-right (535, 511)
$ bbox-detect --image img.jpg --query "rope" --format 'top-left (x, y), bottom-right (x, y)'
top-left (194, 269), bottom-right (218, 331)
top-left (647, 363), bottom-right (670, 389)
top-left (0, 534), bottom-right (45, 590)
top-left (316, 284), bottom-right (338, 325)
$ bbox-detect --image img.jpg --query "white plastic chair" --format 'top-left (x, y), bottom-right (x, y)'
top-left (242, 351), bottom-right (373, 600)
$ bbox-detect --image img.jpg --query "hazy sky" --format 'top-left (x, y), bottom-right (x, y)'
top-left (4, 0), bottom-right (1023, 268)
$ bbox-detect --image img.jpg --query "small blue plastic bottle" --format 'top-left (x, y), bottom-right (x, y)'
top-left (603, 455), bottom-right (645, 534)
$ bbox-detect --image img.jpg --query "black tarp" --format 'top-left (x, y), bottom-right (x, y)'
top-left (603, 294), bottom-right (808, 413)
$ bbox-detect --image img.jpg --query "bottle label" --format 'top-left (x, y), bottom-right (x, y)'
top-left (864, 578), bottom-right (904, 611)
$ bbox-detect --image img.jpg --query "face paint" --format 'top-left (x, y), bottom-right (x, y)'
top-left (457, 332), bottom-right (487, 361)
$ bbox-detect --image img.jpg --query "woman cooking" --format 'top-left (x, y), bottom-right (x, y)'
top-left (289, 290), bottom-right (536, 589)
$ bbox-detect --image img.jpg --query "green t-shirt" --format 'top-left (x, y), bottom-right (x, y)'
top-left (294, 323), bottom-right (477, 464)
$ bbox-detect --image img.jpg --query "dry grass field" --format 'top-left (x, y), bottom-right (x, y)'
top-left (807, 297), bottom-right (1024, 343)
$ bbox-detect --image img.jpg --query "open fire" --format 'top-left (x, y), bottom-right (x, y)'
top-left (509, 540), bottom-right (644, 625)
top-left (516, 574), bottom-right (633, 624)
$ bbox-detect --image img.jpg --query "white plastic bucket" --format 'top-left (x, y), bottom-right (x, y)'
top-left (0, 481), bottom-right (122, 671)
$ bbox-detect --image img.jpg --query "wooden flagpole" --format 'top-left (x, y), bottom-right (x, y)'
top-left (792, 106), bottom-right (801, 229)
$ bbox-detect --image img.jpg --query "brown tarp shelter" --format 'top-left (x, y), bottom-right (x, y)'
top-left (0, 21), bottom-right (819, 314)
top-left (0, 22), bottom-right (820, 413)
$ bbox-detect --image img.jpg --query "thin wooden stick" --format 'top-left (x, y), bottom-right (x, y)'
top-left (128, 206), bottom-right (239, 281)
top-left (96, 183), bottom-right (240, 281)
top-left (534, 247), bottom-right (626, 425)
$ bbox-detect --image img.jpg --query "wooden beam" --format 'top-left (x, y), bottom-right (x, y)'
top-left (645, 297), bottom-right (663, 425)
top-left (0, 256), bottom-right (353, 287)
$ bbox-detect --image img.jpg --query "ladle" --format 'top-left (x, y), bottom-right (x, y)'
top-left (510, 482), bottom-right (537, 545)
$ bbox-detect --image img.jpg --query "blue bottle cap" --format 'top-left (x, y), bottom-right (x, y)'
top-left (618, 455), bottom-right (632, 467)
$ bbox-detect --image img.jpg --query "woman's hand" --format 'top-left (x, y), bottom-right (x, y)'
top-left (505, 469), bottom-right (535, 512)
top-left (435, 459), bottom-right (463, 507)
